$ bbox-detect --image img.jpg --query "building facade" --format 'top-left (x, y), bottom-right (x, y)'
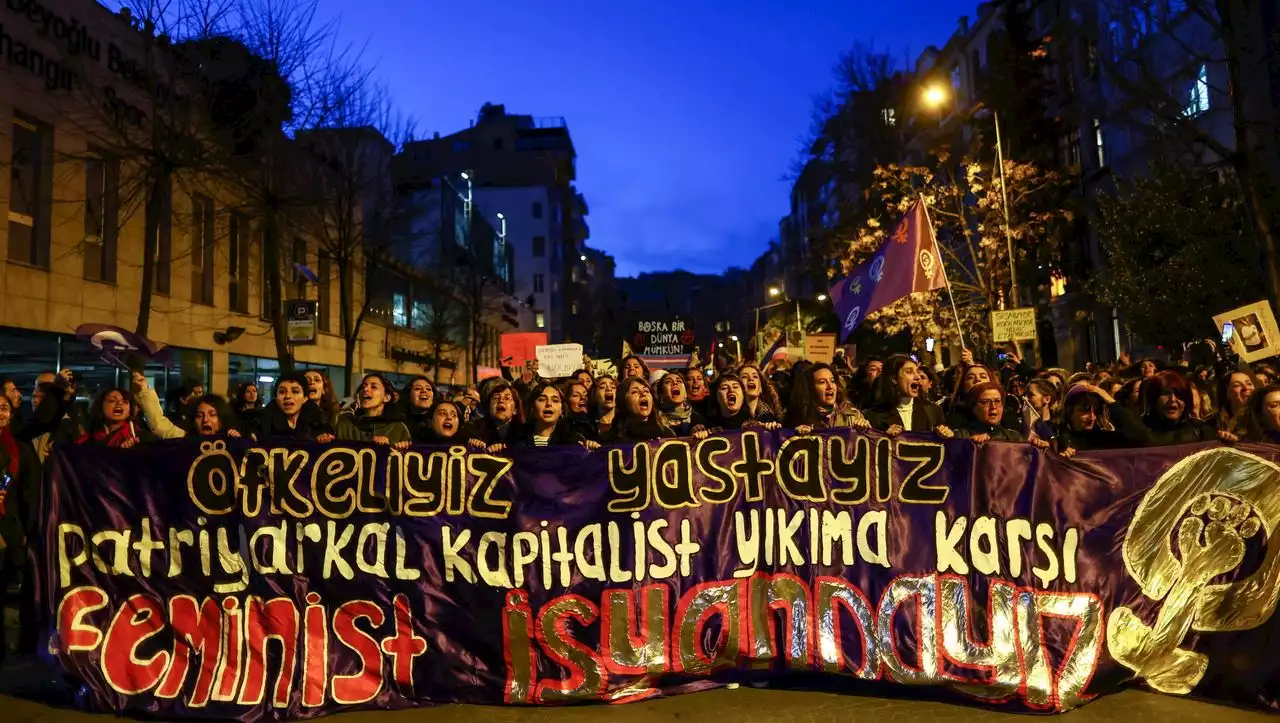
top-left (0, 0), bottom-right (467, 400)
top-left (398, 104), bottom-right (602, 346)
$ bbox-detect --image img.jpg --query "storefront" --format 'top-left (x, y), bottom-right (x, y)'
top-left (227, 354), bottom-right (348, 401)
top-left (0, 326), bottom-right (209, 405)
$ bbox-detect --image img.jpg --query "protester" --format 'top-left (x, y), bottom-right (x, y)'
top-left (335, 374), bottom-right (412, 447)
top-left (0, 393), bottom-right (39, 662)
top-left (864, 354), bottom-right (951, 437)
top-left (233, 383), bottom-right (263, 434)
top-left (402, 376), bottom-right (436, 442)
top-left (620, 355), bottom-right (650, 381)
top-left (561, 380), bottom-right (596, 440)
top-left (420, 401), bottom-right (465, 443)
top-left (511, 383), bottom-right (598, 449)
top-left (786, 363), bottom-right (871, 434)
top-left (259, 373), bottom-right (335, 442)
top-left (1022, 378), bottom-right (1058, 442)
top-left (709, 373), bottom-right (780, 431)
top-left (1112, 370), bottom-right (1221, 446)
top-left (608, 378), bottom-right (676, 441)
top-left (737, 362), bottom-right (780, 423)
top-left (656, 372), bottom-right (709, 438)
top-left (571, 369), bottom-right (594, 390)
top-left (683, 368), bottom-right (711, 417)
top-left (589, 376), bottom-right (619, 440)
top-left (1235, 385), bottom-right (1280, 443)
top-left (1216, 370), bottom-right (1255, 433)
top-left (303, 370), bottom-right (342, 426)
top-left (1056, 384), bottom-right (1128, 456)
top-left (467, 382), bottom-right (523, 452)
top-left (952, 382), bottom-right (1042, 445)
top-left (189, 395), bottom-right (242, 437)
top-left (77, 388), bottom-right (154, 448)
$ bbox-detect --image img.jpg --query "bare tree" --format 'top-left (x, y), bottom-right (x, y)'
top-left (297, 83), bottom-right (415, 393)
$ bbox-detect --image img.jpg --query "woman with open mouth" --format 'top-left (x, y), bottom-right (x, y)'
top-left (512, 383), bottom-right (600, 450)
top-left (709, 373), bottom-right (780, 431)
top-left (467, 382), bottom-right (523, 453)
top-left (620, 355), bottom-right (650, 382)
top-left (259, 373), bottom-right (335, 442)
top-left (865, 354), bottom-right (951, 439)
top-left (683, 368), bottom-right (712, 417)
top-left (656, 372), bottom-right (709, 438)
top-left (589, 376), bottom-right (619, 440)
top-left (401, 376), bottom-right (436, 443)
top-left (419, 401), bottom-right (465, 443)
top-left (303, 370), bottom-right (342, 427)
top-left (737, 362), bottom-right (780, 424)
top-left (188, 395), bottom-right (242, 437)
top-left (953, 382), bottom-right (1039, 445)
top-left (1055, 384), bottom-right (1128, 457)
top-left (561, 380), bottom-right (597, 440)
top-left (608, 378), bottom-right (676, 441)
top-left (1109, 370), bottom-right (1225, 447)
top-left (76, 388), bottom-right (155, 448)
top-left (336, 374), bottom-right (413, 447)
top-left (1235, 384), bottom-right (1280, 443)
top-left (785, 363), bottom-right (871, 434)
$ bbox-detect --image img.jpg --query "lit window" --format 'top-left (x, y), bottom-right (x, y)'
top-left (1093, 119), bottom-right (1107, 168)
top-left (535, 311), bottom-right (545, 329)
top-left (881, 108), bottom-right (896, 126)
top-left (950, 64), bottom-right (962, 90)
top-left (571, 301), bottom-right (579, 315)
top-left (1184, 64), bottom-right (1209, 117)
top-left (1050, 272), bottom-right (1068, 300)
top-left (393, 292), bottom-right (407, 326)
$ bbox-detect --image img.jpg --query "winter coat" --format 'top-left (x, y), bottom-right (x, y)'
top-left (334, 411), bottom-right (413, 444)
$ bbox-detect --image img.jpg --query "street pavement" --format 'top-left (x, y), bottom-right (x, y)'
top-left (3, 607), bottom-right (1274, 722)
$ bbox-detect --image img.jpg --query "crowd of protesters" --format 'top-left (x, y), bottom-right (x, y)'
top-left (1, 341), bottom-right (1279, 661)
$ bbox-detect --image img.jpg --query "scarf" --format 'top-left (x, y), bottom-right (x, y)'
top-left (80, 422), bottom-right (136, 447)
top-left (659, 402), bottom-right (694, 429)
top-left (0, 426), bottom-right (18, 476)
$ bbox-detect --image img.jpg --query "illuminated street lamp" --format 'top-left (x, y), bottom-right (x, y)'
top-left (495, 212), bottom-right (506, 245)
top-left (459, 171), bottom-right (473, 223)
top-left (817, 293), bottom-right (828, 302)
top-left (768, 286), bottom-right (781, 298)
top-left (920, 82), bottom-right (1019, 308)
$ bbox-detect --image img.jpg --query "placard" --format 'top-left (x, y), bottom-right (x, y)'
top-left (590, 358), bottom-right (617, 379)
top-left (1214, 300), bottom-right (1280, 362)
top-left (631, 319), bottom-right (695, 368)
top-left (805, 333), bottom-right (837, 364)
top-left (990, 307), bottom-right (1037, 342)
top-left (500, 332), bottom-right (547, 368)
top-left (285, 299), bottom-right (317, 345)
top-left (535, 343), bottom-right (584, 379)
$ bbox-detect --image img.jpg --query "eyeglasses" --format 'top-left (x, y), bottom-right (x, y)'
top-left (975, 398), bottom-right (1003, 407)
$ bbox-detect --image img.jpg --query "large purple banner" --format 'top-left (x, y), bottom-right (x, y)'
top-left (34, 431), bottom-right (1280, 719)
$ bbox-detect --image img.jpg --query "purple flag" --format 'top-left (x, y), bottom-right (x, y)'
top-left (829, 199), bottom-right (946, 340)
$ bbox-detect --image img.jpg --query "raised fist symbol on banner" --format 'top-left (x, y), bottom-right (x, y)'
top-left (1108, 448), bottom-right (1280, 694)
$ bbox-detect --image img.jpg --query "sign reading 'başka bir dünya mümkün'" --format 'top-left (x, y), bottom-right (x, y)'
top-left (38, 434), bottom-right (1280, 720)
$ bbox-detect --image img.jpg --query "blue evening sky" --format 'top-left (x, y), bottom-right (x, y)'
top-left (317, 0), bottom-right (978, 277)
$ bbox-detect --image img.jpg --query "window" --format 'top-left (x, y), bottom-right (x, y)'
top-left (532, 236), bottom-right (546, 257)
top-left (317, 253), bottom-right (330, 332)
top-left (535, 311), bottom-right (545, 329)
top-left (229, 213), bottom-right (249, 313)
top-left (151, 178), bottom-right (173, 295)
top-left (1063, 129), bottom-right (1081, 167)
top-left (83, 152), bottom-right (119, 282)
top-left (191, 195), bottom-right (215, 305)
top-left (8, 116), bottom-right (50, 267)
top-left (1094, 119), bottom-right (1107, 168)
top-left (533, 274), bottom-right (545, 293)
top-left (571, 301), bottom-right (579, 315)
top-left (950, 63), bottom-right (962, 90)
top-left (392, 292), bottom-right (408, 327)
top-left (1184, 64), bottom-right (1209, 118)
top-left (412, 299), bottom-right (431, 332)
top-left (532, 202), bottom-right (543, 219)
top-left (881, 108), bottom-right (896, 126)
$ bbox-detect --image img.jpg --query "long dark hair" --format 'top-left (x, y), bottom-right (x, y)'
top-left (588, 375), bottom-right (618, 420)
top-left (868, 354), bottom-right (917, 409)
top-left (620, 355), bottom-right (651, 381)
top-left (616, 377), bottom-right (658, 425)
top-left (233, 383), bottom-right (261, 411)
top-left (736, 361), bottom-right (781, 415)
top-left (186, 394), bottom-right (238, 435)
top-left (785, 363), bottom-right (841, 428)
top-left (1236, 384), bottom-right (1280, 441)
top-left (87, 387), bottom-right (140, 433)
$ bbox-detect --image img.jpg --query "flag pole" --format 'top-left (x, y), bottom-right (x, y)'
top-left (920, 197), bottom-right (968, 351)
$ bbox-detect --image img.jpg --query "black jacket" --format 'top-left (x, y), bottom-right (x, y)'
top-left (1055, 423), bottom-right (1129, 452)
top-left (510, 420), bottom-right (585, 447)
top-left (258, 401), bottom-right (333, 441)
top-left (954, 418), bottom-right (1026, 442)
top-left (1110, 404), bottom-right (1217, 447)
top-left (866, 400), bottom-right (947, 433)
